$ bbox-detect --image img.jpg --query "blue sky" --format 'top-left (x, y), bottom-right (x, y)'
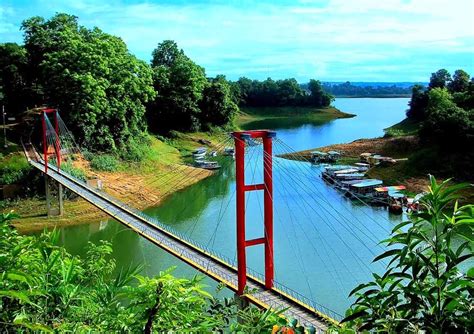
top-left (1, 0), bottom-right (473, 82)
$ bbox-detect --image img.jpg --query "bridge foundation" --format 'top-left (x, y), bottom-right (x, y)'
top-left (44, 174), bottom-right (64, 217)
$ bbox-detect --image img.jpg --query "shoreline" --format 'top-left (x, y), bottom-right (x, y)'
top-left (6, 133), bottom-right (224, 233)
top-left (279, 135), bottom-right (433, 194)
top-left (237, 106), bottom-right (355, 127)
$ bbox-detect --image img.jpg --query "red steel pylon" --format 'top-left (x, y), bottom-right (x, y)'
top-left (233, 130), bottom-right (276, 295)
top-left (41, 108), bottom-right (61, 173)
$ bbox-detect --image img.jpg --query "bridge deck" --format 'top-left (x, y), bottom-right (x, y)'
top-left (26, 150), bottom-right (336, 332)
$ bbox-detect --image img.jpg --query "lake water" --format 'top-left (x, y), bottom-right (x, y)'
top-left (55, 98), bottom-right (410, 317)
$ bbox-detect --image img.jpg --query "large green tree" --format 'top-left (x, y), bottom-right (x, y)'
top-left (419, 88), bottom-right (474, 148)
top-left (406, 84), bottom-right (428, 120)
top-left (448, 69), bottom-right (471, 93)
top-left (429, 69), bottom-right (451, 89)
top-left (148, 40), bottom-right (207, 132)
top-left (20, 14), bottom-right (155, 154)
top-left (200, 76), bottom-right (239, 128)
top-left (0, 43), bottom-right (38, 115)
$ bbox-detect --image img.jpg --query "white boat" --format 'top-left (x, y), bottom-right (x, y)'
top-left (194, 160), bottom-right (221, 170)
top-left (223, 147), bottom-right (235, 156)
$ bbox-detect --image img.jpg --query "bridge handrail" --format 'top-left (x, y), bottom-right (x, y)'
top-left (272, 281), bottom-right (343, 321)
top-left (38, 158), bottom-right (342, 322)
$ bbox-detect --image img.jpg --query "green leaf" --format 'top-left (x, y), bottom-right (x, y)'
top-left (372, 249), bottom-right (400, 263)
top-left (341, 309), bottom-right (369, 323)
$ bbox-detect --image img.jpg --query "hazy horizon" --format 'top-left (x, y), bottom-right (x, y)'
top-left (1, 0), bottom-right (472, 82)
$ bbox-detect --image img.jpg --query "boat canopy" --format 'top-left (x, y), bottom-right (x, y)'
top-left (334, 168), bottom-right (359, 174)
top-left (389, 192), bottom-right (405, 199)
top-left (193, 147), bottom-right (207, 154)
top-left (341, 179), bottom-right (366, 185)
top-left (375, 185), bottom-right (406, 192)
top-left (351, 179), bottom-right (383, 188)
top-left (354, 162), bottom-right (370, 167)
top-left (335, 173), bottom-right (366, 178)
top-left (324, 165), bottom-right (353, 171)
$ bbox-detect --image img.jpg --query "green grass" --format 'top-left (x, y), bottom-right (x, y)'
top-left (90, 155), bottom-right (119, 172)
top-left (0, 152), bottom-right (32, 184)
top-left (237, 106), bottom-right (355, 129)
top-left (241, 106), bottom-right (353, 118)
top-left (384, 118), bottom-right (420, 137)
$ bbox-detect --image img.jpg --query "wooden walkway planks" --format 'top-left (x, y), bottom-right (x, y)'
top-left (28, 158), bottom-right (333, 332)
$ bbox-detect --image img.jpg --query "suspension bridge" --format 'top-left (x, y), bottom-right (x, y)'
top-left (22, 108), bottom-right (397, 331)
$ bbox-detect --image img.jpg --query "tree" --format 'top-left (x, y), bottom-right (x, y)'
top-left (151, 40), bottom-right (183, 68)
top-left (429, 69), bottom-right (451, 89)
top-left (20, 14), bottom-right (155, 155)
top-left (147, 41), bottom-right (207, 132)
top-left (406, 84), bottom-right (428, 120)
top-left (343, 177), bottom-right (473, 332)
top-left (200, 78), bottom-right (239, 128)
top-left (308, 79), bottom-right (333, 107)
top-left (419, 88), bottom-right (474, 148)
top-left (448, 69), bottom-right (470, 93)
top-left (0, 43), bottom-right (38, 115)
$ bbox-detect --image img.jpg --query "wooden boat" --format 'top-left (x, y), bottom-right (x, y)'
top-left (388, 192), bottom-right (405, 214)
top-left (359, 152), bottom-right (373, 163)
top-left (311, 150), bottom-right (341, 163)
top-left (223, 147), bottom-right (235, 157)
top-left (348, 179), bottom-right (383, 199)
top-left (194, 160), bottom-right (221, 170)
top-left (353, 162), bottom-right (370, 171)
top-left (192, 147), bottom-right (207, 160)
top-left (334, 173), bottom-right (366, 181)
top-left (373, 185), bottom-right (406, 205)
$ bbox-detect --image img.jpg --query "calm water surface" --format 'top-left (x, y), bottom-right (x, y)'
top-left (56, 98), bottom-right (410, 316)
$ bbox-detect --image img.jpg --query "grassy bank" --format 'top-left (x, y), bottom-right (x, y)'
top-left (237, 106), bottom-right (354, 128)
top-left (2, 131), bottom-right (228, 233)
top-left (384, 117), bottom-right (421, 137)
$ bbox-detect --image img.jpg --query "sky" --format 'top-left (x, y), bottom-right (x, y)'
top-left (0, 0), bottom-right (473, 82)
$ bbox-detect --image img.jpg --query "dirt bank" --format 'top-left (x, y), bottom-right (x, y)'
top-left (6, 133), bottom-right (224, 233)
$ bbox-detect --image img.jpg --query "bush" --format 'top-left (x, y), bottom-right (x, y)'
top-left (0, 212), bottom-right (291, 332)
top-left (119, 137), bottom-right (150, 162)
top-left (82, 149), bottom-right (94, 161)
top-left (61, 162), bottom-right (87, 181)
top-left (90, 155), bottom-right (118, 172)
top-left (0, 153), bottom-right (32, 184)
top-left (343, 176), bottom-right (473, 332)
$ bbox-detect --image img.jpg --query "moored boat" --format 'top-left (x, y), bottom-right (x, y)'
top-left (348, 179), bottom-right (383, 199)
top-left (194, 160), bottom-right (221, 170)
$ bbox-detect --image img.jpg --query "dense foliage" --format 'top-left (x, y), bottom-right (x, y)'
top-left (0, 212), bottom-right (305, 332)
top-left (147, 41), bottom-right (238, 133)
top-left (406, 69), bottom-right (474, 149)
top-left (0, 153), bottom-right (32, 185)
top-left (322, 81), bottom-right (412, 97)
top-left (342, 177), bottom-right (473, 332)
top-left (0, 14), bottom-right (156, 155)
top-left (25, 14), bottom-right (155, 153)
top-left (232, 77), bottom-right (333, 108)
